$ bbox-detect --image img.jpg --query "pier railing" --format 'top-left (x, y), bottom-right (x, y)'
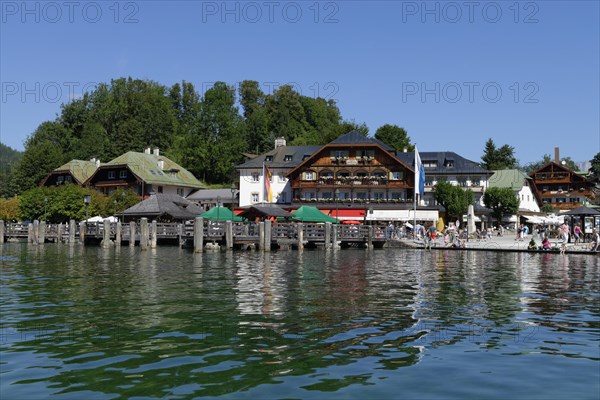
top-left (0, 219), bottom-right (386, 251)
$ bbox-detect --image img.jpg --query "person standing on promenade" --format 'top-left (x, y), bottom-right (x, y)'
top-left (590, 229), bottom-right (600, 252)
top-left (573, 223), bottom-right (582, 245)
top-left (560, 221), bottom-right (570, 244)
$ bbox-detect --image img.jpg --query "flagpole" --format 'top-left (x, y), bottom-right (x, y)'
top-left (413, 146), bottom-right (417, 240)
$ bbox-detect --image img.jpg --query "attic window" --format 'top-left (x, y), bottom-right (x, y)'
top-left (284, 155), bottom-right (292, 162)
top-left (265, 155), bottom-right (273, 161)
top-left (444, 159), bottom-right (454, 168)
top-left (303, 155), bottom-right (311, 160)
top-left (423, 161), bottom-right (437, 168)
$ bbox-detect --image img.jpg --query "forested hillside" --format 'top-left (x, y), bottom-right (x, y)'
top-left (4, 77), bottom-right (393, 196)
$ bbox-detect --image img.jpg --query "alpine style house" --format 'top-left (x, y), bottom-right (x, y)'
top-left (236, 132), bottom-right (493, 223)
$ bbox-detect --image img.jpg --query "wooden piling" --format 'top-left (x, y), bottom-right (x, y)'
top-left (258, 222), bottom-right (265, 251)
top-left (324, 222), bottom-right (331, 249)
top-left (194, 217), bottom-right (203, 253)
top-left (225, 220), bottom-right (233, 249)
top-left (297, 223), bottom-right (304, 250)
top-left (264, 220), bottom-right (272, 252)
top-left (0, 220), bottom-right (4, 244)
top-left (332, 224), bottom-right (339, 249)
top-left (116, 222), bottom-right (122, 246)
top-left (129, 221), bottom-right (136, 247)
top-left (151, 220), bottom-right (157, 248)
top-left (367, 226), bottom-right (374, 249)
top-left (140, 218), bottom-right (149, 251)
top-left (56, 223), bottom-right (63, 243)
top-left (79, 221), bottom-right (85, 243)
top-left (32, 220), bottom-right (39, 245)
top-left (39, 221), bottom-right (46, 244)
top-left (102, 219), bottom-right (111, 248)
top-left (69, 220), bottom-right (76, 244)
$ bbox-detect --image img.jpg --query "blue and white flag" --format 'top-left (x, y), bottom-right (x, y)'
top-left (414, 146), bottom-right (425, 195)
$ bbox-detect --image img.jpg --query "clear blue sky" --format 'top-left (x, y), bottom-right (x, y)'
top-left (1, 0), bottom-right (599, 165)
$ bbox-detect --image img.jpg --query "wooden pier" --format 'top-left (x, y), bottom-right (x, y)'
top-left (0, 219), bottom-right (387, 251)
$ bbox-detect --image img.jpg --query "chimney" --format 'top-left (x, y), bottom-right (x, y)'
top-left (144, 147), bottom-right (151, 154)
top-left (554, 147), bottom-right (560, 164)
top-left (90, 157), bottom-right (96, 163)
top-left (96, 159), bottom-right (100, 167)
top-left (153, 147), bottom-right (160, 157)
top-left (158, 160), bottom-right (164, 170)
top-left (274, 137), bottom-right (286, 149)
top-left (403, 148), bottom-right (407, 153)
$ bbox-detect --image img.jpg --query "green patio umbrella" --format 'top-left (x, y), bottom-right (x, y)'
top-left (200, 206), bottom-right (243, 221)
top-left (291, 206), bottom-right (340, 223)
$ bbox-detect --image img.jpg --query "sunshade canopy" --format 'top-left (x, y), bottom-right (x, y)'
top-left (200, 206), bottom-right (243, 221)
top-left (561, 206), bottom-right (600, 216)
top-left (291, 206), bottom-right (339, 223)
top-left (238, 205), bottom-right (292, 220)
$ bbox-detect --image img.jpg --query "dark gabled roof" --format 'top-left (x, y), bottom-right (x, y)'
top-left (238, 205), bottom-right (293, 220)
top-left (186, 189), bottom-right (239, 201)
top-left (329, 130), bottom-right (393, 151)
top-left (122, 193), bottom-right (203, 220)
top-left (236, 145), bottom-right (321, 169)
top-left (395, 151), bottom-right (491, 175)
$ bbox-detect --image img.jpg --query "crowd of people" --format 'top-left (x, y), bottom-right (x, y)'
top-left (385, 219), bottom-right (600, 252)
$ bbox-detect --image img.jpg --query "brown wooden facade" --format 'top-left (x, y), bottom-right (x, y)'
top-left (530, 162), bottom-right (597, 210)
top-left (287, 143), bottom-right (415, 204)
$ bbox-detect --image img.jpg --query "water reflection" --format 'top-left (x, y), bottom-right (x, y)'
top-left (0, 244), bottom-right (598, 399)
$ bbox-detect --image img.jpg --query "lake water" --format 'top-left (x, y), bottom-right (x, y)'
top-left (1, 244), bottom-right (599, 399)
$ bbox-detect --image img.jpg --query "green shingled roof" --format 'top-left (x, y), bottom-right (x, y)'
top-left (53, 160), bottom-right (99, 184)
top-left (107, 151), bottom-right (206, 189)
top-left (488, 169), bottom-right (531, 190)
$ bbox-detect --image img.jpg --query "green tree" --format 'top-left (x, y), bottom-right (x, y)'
top-left (10, 122), bottom-right (68, 194)
top-left (481, 138), bottom-right (518, 170)
top-left (0, 197), bottom-right (20, 221)
top-left (239, 80), bottom-right (271, 154)
top-left (374, 124), bottom-right (414, 152)
top-left (181, 82), bottom-right (245, 183)
top-left (19, 185), bottom-right (107, 223)
top-left (589, 152), bottom-right (600, 181)
top-left (433, 181), bottom-right (474, 221)
top-left (483, 187), bottom-right (520, 227)
top-left (0, 144), bottom-right (23, 198)
top-left (265, 85), bottom-right (309, 144)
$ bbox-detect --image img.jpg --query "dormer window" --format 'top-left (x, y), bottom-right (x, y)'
top-left (423, 161), bottom-right (437, 168)
top-left (303, 155), bottom-right (311, 160)
top-left (284, 155), bottom-right (293, 162)
top-left (444, 159), bottom-right (454, 168)
top-left (265, 155), bottom-right (273, 162)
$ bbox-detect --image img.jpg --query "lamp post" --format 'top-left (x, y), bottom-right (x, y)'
top-left (217, 196), bottom-right (221, 221)
top-left (335, 188), bottom-right (340, 221)
top-left (231, 184), bottom-right (236, 222)
top-left (121, 191), bottom-right (126, 222)
top-left (44, 198), bottom-right (48, 222)
top-left (83, 195), bottom-right (91, 222)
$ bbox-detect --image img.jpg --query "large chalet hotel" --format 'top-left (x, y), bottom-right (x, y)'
top-left (236, 131), bottom-right (494, 222)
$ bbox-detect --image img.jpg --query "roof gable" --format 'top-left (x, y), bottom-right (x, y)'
top-left (330, 131), bottom-right (393, 151)
top-left (46, 159), bottom-right (99, 184)
top-left (94, 151), bottom-right (205, 188)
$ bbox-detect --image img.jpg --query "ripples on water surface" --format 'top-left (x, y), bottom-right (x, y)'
top-left (1, 244), bottom-right (599, 399)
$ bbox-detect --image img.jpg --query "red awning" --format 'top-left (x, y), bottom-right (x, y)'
top-left (319, 209), bottom-right (365, 220)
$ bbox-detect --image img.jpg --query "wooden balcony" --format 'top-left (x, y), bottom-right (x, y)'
top-left (293, 177), bottom-right (410, 189)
